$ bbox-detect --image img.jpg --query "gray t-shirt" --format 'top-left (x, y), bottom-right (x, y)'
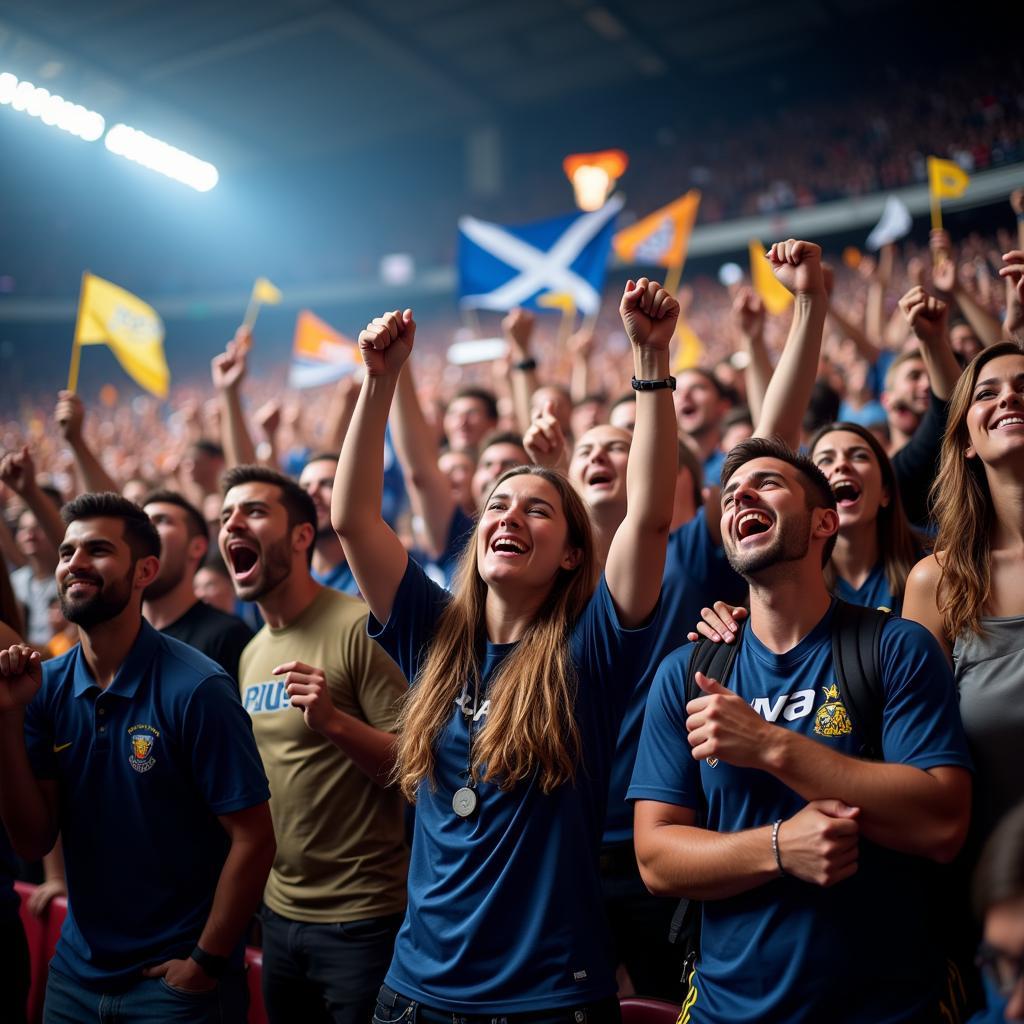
top-left (954, 614), bottom-right (1024, 842)
top-left (10, 565), bottom-right (57, 646)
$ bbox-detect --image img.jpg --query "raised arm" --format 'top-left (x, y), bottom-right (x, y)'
top-left (324, 375), bottom-right (360, 454)
top-left (210, 328), bottom-right (258, 468)
top-left (390, 361), bottom-right (456, 559)
top-left (897, 286), bottom-right (962, 400)
top-left (55, 391), bottom-right (119, 495)
top-left (731, 287), bottom-right (770, 424)
top-left (567, 325), bottom-right (595, 405)
top-left (0, 447), bottom-right (66, 552)
top-left (332, 310), bottom-right (416, 625)
top-left (502, 308), bottom-right (540, 434)
top-left (932, 231), bottom-right (1004, 348)
top-left (604, 279), bottom-right (678, 627)
top-left (1000, 249), bottom-right (1024, 344)
top-left (753, 240), bottom-right (829, 449)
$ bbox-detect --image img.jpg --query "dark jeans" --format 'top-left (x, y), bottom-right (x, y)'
top-left (374, 984), bottom-right (623, 1024)
top-left (0, 913), bottom-right (30, 1024)
top-left (43, 964), bottom-right (248, 1023)
top-left (599, 842), bottom-right (684, 1003)
top-left (261, 906), bottom-right (403, 1024)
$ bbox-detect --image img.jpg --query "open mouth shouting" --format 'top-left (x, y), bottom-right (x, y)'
top-left (226, 540), bottom-right (261, 585)
top-left (831, 478), bottom-right (862, 508)
top-left (735, 509), bottom-right (773, 543)
top-left (585, 469), bottom-right (616, 491)
top-left (490, 534), bottom-right (529, 558)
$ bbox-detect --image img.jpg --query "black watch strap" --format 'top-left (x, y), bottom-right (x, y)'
top-left (631, 375), bottom-right (677, 391)
top-left (513, 357), bottom-right (538, 372)
top-left (190, 945), bottom-right (229, 978)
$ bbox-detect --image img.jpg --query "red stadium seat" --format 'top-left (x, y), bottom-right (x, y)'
top-left (15, 881), bottom-right (48, 1024)
top-left (245, 946), bottom-right (268, 1024)
top-left (619, 997), bottom-right (681, 1024)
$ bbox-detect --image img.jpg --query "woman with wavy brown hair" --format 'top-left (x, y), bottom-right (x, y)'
top-left (332, 281), bottom-right (677, 1024)
top-left (904, 340), bottom-right (1024, 844)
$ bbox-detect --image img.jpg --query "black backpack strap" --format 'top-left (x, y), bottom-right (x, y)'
top-left (669, 623), bottom-right (746, 948)
top-left (830, 600), bottom-right (889, 761)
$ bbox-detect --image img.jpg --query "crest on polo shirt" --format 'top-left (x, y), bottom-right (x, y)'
top-left (127, 723), bottom-right (160, 773)
top-left (813, 684), bottom-right (853, 738)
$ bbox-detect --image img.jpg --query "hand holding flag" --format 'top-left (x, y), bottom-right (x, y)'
top-left (927, 157), bottom-right (970, 231)
top-left (242, 277), bottom-right (282, 335)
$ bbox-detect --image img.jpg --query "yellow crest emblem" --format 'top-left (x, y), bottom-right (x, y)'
top-left (813, 683), bottom-right (852, 738)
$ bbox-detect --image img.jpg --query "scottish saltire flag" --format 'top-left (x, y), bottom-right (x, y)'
top-left (458, 194), bottom-right (624, 316)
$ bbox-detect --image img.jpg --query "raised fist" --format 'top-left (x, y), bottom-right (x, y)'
top-left (932, 258), bottom-right (957, 295)
top-left (766, 239), bottom-right (825, 296)
top-left (898, 286), bottom-right (948, 347)
top-left (211, 335), bottom-right (248, 391)
top-left (0, 446), bottom-right (36, 496)
top-left (55, 390), bottom-right (85, 443)
top-left (618, 277), bottom-right (679, 351)
top-left (730, 287), bottom-right (765, 339)
top-left (501, 308), bottom-right (535, 356)
top-left (0, 644), bottom-right (43, 714)
top-left (358, 309), bottom-right (416, 377)
top-left (523, 401), bottom-right (567, 470)
top-left (567, 327), bottom-right (595, 358)
top-left (254, 400), bottom-right (282, 438)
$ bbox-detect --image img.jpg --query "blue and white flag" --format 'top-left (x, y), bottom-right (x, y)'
top-left (458, 195), bottom-right (624, 316)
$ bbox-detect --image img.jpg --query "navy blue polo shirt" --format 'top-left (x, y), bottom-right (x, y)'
top-left (23, 621), bottom-right (270, 989)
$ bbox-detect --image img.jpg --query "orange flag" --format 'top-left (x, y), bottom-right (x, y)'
top-left (289, 311), bottom-right (359, 389)
top-left (613, 191), bottom-right (701, 269)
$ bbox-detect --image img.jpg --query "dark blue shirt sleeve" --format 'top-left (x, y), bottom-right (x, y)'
top-left (878, 619), bottom-right (973, 772)
top-left (367, 554), bottom-right (451, 685)
top-left (627, 645), bottom-right (701, 809)
top-left (23, 684), bottom-right (56, 780)
top-left (182, 676), bottom-right (271, 815)
top-left (672, 510), bottom-right (747, 601)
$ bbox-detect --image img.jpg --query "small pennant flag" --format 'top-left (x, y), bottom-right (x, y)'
top-left (252, 277), bottom-right (282, 304)
top-left (866, 196), bottom-right (912, 251)
top-left (613, 190), bottom-right (701, 269)
top-left (673, 317), bottom-right (704, 374)
top-left (288, 310), bottom-right (360, 389)
top-left (73, 273), bottom-right (169, 397)
top-left (927, 157), bottom-right (970, 201)
top-left (748, 240), bottom-right (793, 316)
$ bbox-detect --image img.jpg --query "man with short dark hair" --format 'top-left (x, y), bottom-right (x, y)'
top-left (674, 368), bottom-right (733, 484)
top-left (142, 489), bottom-right (253, 681)
top-left (0, 491), bottom-right (274, 1023)
top-left (297, 454), bottom-right (359, 595)
top-left (630, 436), bottom-right (972, 1023)
top-left (442, 387), bottom-right (498, 454)
top-left (218, 466), bottom-right (408, 1024)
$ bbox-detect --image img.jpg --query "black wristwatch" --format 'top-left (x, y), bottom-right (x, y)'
top-left (513, 357), bottom-right (537, 372)
top-left (190, 945), bottom-right (229, 978)
top-left (631, 375), bottom-right (676, 391)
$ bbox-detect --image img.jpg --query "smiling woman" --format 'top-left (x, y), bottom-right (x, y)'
top-left (331, 283), bottom-right (678, 1021)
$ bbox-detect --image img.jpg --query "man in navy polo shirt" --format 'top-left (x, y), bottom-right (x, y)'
top-left (0, 493), bottom-right (274, 1023)
top-left (629, 437), bottom-right (973, 1023)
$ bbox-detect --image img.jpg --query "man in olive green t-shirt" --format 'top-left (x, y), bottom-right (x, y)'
top-left (219, 465), bottom-right (408, 1024)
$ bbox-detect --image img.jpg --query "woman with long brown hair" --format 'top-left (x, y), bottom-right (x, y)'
top-left (904, 340), bottom-right (1024, 844)
top-left (332, 280), bottom-right (678, 1022)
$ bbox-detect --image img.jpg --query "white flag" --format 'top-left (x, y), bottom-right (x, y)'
top-left (866, 196), bottom-right (912, 251)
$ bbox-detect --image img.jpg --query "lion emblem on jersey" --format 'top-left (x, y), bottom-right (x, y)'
top-left (813, 683), bottom-right (852, 738)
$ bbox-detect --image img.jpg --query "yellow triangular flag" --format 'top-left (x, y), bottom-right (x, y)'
top-left (927, 157), bottom-right (970, 201)
top-left (673, 317), bottom-right (704, 374)
top-left (537, 291), bottom-right (577, 316)
top-left (252, 277), bottom-right (282, 304)
top-left (748, 240), bottom-right (793, 316)
top-left (613, 191), bottom-right (701, 269)
top-left (73, 273), bottom-right (169, 398)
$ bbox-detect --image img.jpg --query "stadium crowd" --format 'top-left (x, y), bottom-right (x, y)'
top-left (1, 185), bottom-right (1024, 1024)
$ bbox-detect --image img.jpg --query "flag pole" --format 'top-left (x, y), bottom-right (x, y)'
top-left (67, 271), bottom-right (89, 393)
top-left (930, 192), bottom-right (942, 233)
top-left (663, 257), bottom-right (684, 301)
top-left (242, 289), bottom-right (260, 332)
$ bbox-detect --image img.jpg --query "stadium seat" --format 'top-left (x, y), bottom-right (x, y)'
top-left (245, 946), bottom-right (268, 1024)
top-left (619, 997), bottom-right (681, 1024)
top-left (15, 881), bottom-right (48, 1024)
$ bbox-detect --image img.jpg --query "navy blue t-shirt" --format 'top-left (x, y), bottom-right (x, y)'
top-left (703, 448), bottom-right (726, 487)
top-left (23, 621), bottom-right (270, 989)
top-left (369, 556), bottom-right (658, 1013)
top-left (629, 606), bottom-right (972, 1024)
top-left (834, 561), bottom-right (899, 615)
top-left (603, 510), bottom-right (746, 844)
top-left (427, 506), bottom-right (475, 591)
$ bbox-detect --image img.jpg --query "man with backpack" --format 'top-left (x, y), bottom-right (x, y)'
top-left (628, 435), bottom-right (973, 1024)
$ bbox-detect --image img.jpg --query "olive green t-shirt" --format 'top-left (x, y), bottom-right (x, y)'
top-left (239, 586), bottom-right (408, 923)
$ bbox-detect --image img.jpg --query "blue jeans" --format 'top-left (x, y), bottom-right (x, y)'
top-left (261, 906), bottom-right (403, 1024)
top-left (43, 965), bottom-right (248, 1023)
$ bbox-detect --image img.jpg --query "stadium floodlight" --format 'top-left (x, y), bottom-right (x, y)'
top-left (0, 71), bottom-right (105, 142)
top-left (563, 149), bottom-right (629, 212)
top-left (104, 123), bottom-right (218, 192)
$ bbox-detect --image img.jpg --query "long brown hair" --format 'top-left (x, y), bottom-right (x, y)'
top-left (809, 422), bottom-right (923, 603)
top-left (931, 341), bottom-right (1024, 640)
top-left (0, 555), bottom-right (25, 637)
top-left (394, 466), bottom-right (597, 801)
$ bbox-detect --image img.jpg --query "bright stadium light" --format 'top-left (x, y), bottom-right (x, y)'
top-left (0, 71), bottom-right (105, 142)
top-left (104, 123), bottom-right (219, 192)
